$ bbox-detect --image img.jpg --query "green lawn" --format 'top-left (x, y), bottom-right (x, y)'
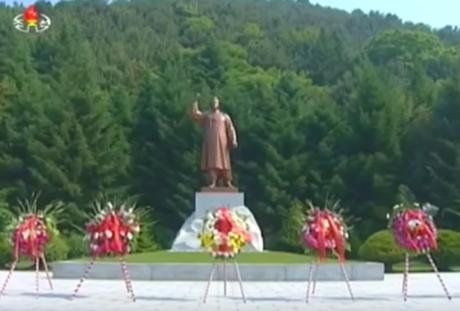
top-left (77, 251), bottom-right (339, 264)
top-left (392, 260), bottom-right (460, 273)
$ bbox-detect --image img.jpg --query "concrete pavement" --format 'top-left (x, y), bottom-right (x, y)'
top-left (0, 271), bottom-right (459, 310)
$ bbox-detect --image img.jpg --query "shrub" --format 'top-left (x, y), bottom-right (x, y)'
top-left (65, 233), bottom-right (88, 259)
top-left (277, 201), bottom-right (305, 253)
top-left (45, 234), bottom-right (70, 262)
top-left (431, 229), bottom-right (460, 271)
top-left (0, 234), bottom-right (12, 268)
top-left (0, 208), bottom-right (13, 233)
top-left (347, 232), bottom-right (362, 259)
top-left (132, 219), bottom-right (159, 253)
top-left (358, 230), bottom-right (405, 272)
top-left (153, 223), bottom-right (175, 249)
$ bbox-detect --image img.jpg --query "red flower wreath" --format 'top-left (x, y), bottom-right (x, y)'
top-left (12, 214), bottom-right (49, 260)
top-left (6, 195), bottom-right (62, 262)
top-left (301, 201), bottom-right (349, 262)
top-left (388, 202), bottom-right (438, 253)
top-left (85, 201), bottom-right (140, 257)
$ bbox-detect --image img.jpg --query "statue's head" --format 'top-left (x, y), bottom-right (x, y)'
top-left (211, 96), bottom-right (220, 111)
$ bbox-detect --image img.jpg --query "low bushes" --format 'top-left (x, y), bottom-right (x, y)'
top-left (358, 230), bottom-right (404, 272)
top-left (64, 233), bottom-right (88, 259)
top-left (45, 234), bottom-right (70, 262)
top-left (0, 234), bottom-right (12, 268)
top-left (431, 229), bottom-right (460, 271)
top-left (359, 228), bottom-right (460, 272)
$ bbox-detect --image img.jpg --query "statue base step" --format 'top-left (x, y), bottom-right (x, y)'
top-left (201, 186), bottom-right (238, 193)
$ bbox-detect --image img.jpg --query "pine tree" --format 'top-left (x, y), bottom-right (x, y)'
top-left (26, 27), bottom-right (130, 209)
top-left (131, 65), bottom-right (197, 246)
top-left (339, 64), bottom-right (409, 237)
top-left (423, 69), bottom-right (460, 227)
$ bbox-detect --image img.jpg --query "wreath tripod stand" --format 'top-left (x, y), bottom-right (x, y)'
top-left (202, 258), bottom-right (246, 303)
top-left (401, 252), bottom-right (451, 301)
top-left (306, 257), bottom-right (354, 303)
top-left (71, 256), bottom-right (136, 302)
top-left (0, 253), bottom-right (53, 298)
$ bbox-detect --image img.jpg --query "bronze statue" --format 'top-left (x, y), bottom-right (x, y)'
top-left (191, 96), bottom-right (237, 189)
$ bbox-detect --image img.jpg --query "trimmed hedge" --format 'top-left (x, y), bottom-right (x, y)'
top-left (431, 229), bottom-right (460, 271)
top-left (359, 229), bottom-right (460, 272)
top-left (358, 230), bottom-right (404, 272)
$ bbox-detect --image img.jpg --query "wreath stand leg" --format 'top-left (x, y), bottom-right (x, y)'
top-left (223, 258), bottom-right (227, 297)
top-left (233, 259), bottom-right (246, 303)
top-left (202, 261), bottom-right (217, 303)
top-left (306, 262), bottom-right (314, 303)
top-left (0, 256), bottom-right (52, 298)
top-left (0, 260), bottom-right (17, 297)
top-left (311, 261), bottom-right (318, 295)
top-left (307, 260), bottom-right (353, 303)
top-left (202, 259), bottom-right (246, 303)
top-left (339, 261), bottom-right (354, 301)
top-left (402, 253), bottom-right (409, 301)
top-left (426, 252), bottom-right (452, 300)
top-left (71, 258), bottom-right (95, 299)
top-left (41, 255), bottom-right (53, 290)
top-left (35, 257), bottom-right (40, 298)
top-left (119, 256), bottom-right (136, 302)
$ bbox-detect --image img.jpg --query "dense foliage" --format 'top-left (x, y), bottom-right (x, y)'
top-left (1, 0), bottom-right (460, 249)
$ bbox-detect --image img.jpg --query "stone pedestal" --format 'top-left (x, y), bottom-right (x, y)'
top-left (170, 190), bottom-right (264, 252)
top-left (195, 191), bottom-right (244, 218)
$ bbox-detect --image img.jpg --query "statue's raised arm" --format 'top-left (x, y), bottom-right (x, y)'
top-left (191, 100), bottom-right (205, 125)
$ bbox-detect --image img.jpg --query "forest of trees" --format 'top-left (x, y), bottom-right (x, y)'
top-left (1, 0), bottom-right (460, 252)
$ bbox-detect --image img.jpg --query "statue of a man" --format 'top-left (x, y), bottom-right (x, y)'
top-left (191, 96), bottom-right (237, 189)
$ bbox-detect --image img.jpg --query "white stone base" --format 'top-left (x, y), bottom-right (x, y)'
top-left (171, 204), bottom-right (264, 252)
top-left (195, 192), bottom-right (245, 218)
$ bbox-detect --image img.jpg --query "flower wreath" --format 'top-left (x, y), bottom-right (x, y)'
top-left (85, 201), bottom-right (140, 257)
top-left (388, 202), bottom-right (438, 253)
top-left (301, 201), bottom-right (349, 262)
top-left (6, 196), bottom-right (61, 261)
top-left (199, 207), bottom-right (251, 258)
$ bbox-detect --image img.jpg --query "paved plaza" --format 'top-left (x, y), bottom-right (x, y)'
top-left (0, 271), bottom-right (459, 310)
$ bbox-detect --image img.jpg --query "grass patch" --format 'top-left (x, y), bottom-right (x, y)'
top-left (4, 260), bottom-right (35, 270)
top-left (393, 261), bottom-right (432, 273)
top-left (392, 260), bottom-right (460, 273)
top-left (76, 251), bottom-right (345, 264)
